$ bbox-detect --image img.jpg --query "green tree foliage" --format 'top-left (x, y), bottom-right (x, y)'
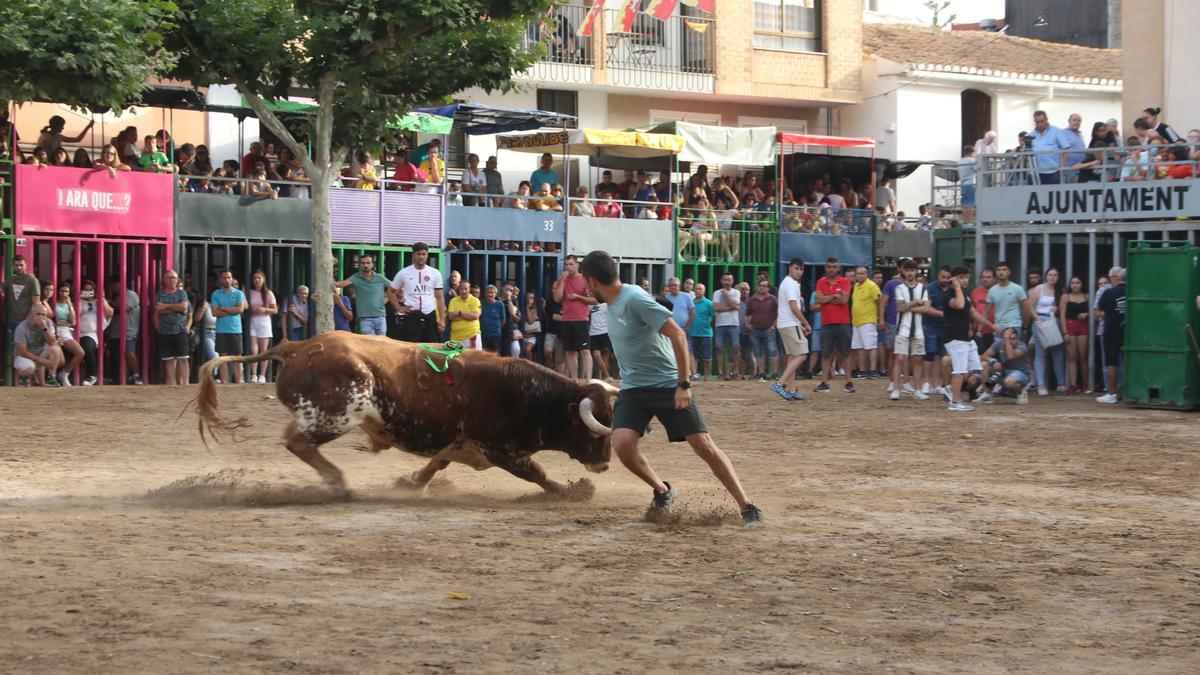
top-left (0, 0), bottom-right (179, 112)
top-left (169, 0), bottom-right (552, 331)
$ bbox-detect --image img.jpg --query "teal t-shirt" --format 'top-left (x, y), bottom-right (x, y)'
top-left (350, 272), bottom-right (389, 318)
top-left (211, 288), bottom-right (246, 334)
top-left (606, 284), bottom-right (678, 390)
top-left (689, 297), bottom-right (714, 338)
top-left (986, 282), bottom-right (1028, 330)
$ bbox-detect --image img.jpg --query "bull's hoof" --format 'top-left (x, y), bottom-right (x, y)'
top-left (393, 474), bottom-right (429, 492)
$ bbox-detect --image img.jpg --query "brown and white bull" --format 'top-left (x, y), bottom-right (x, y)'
top-left (196, 332), bottom-right (617, 496)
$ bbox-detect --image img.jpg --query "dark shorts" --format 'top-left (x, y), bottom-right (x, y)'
top-left (974, 333), bottom-right (992, 355)
top-left (407, 312), bottom-right (441, 343)
top-left (1103, 335), bottom-right (1124, 364)
top-left (821, 323), bottom-right (852, 356)
top-left (559, 320), bottom-right (590, 352)
top-left (482, 334), bottom-right (503, 354)
top-left (590, 333), bottom-right (612, 352)
top-left (923, 334), bottom-right (945, 362)
top-left (612, 386), bottom-right (708, 443)
top-left (215, 333), bottom-right (243, 355)
top-left (157, 331), bottom-right (191, 360)
top-left (689, 335), bottom-right (713, 360)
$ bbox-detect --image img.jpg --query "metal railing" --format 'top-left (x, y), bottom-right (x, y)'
top-left (603, 7), bottom-right (715, 91)
top-left (519, 4), bottom-right (595, 84)
top-left (780, 206), bottom-right (876, 235)
top-left (977, 142), bottom-right (1200, 187)
top-left (676, 213), bottom-right (777, 264)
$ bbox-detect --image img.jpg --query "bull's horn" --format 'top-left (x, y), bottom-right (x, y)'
top-left (588, 379), bottom-right (620, 397)
top-left (579, 397), bottom-right (613, 437)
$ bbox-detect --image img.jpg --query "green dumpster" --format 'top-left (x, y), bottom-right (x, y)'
top-left (1123, 241), bottom-right (1200, 409)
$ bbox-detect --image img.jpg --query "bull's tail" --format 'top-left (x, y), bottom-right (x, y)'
top-left (195, 341), bottom-right (299, 446)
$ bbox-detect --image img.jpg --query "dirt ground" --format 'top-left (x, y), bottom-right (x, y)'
top-left (1, 381), bottom-right (1198, 674)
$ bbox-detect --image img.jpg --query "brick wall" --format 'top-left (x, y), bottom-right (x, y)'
top-left (714, 0), bottom-right (862, 104)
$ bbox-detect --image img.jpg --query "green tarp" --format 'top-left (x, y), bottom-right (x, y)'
top-left (388, 112), bottom-right (454, 134)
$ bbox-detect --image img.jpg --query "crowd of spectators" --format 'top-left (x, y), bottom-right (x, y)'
top-left (958, 106), bottom-right (1199, 225)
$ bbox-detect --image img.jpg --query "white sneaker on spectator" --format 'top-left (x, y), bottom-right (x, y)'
top-left (938, 386), bottom-right (952, 401)
top-left (948, 401), bottom-right (974, 412)
top-left (976, 391), bottom-right (993, 403)
top-left (911, 390), bottom-right (929, 401)
top-left (1056, 385), bottom-right (1067, 393)
top-left (1037, 385), bottom-right (1049, 396)
top-left (82, 376), bottom-right (97, 386)
top-left (921, 382), bottom-right (931, 394)
top-left (1096, 393), bottom-right (1119, 404)
top-left (901, 383), bottom-right (916, 394)
top-left (1016, 391), bottom-right (1030, 405)
top-left (889, 389), bottom-right (900, 401)
top-left (885, 381), bottom-right (895, 392)
top-left (57, 372), bottom-right (72, 387)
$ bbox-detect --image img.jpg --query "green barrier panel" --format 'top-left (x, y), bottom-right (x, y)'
top-left (1123, 240), bottom-right (1200, 409)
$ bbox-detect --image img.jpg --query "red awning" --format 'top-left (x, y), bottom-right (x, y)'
top-left (777, 133), bottom-right (875, 149)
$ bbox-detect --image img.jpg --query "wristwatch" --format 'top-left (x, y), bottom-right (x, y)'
top-left (677, 380), bottom-right (691, 390)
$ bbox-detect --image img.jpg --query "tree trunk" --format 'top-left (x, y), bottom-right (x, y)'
top-left (310, 167), bottom-right (335, 334)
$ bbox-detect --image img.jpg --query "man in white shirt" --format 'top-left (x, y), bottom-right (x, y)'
top-left (891, 259), bottom-right (930, 401)
top-left (771, 258), bottom-right (813, 401)
top-left (387, 242), bottom-right (445, 343)
top-left (712, 273), bottom-right (742, 380)
top-left (874, 177), bottom-right (896, 215)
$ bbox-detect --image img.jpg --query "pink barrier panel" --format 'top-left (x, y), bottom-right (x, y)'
top-left (14, 165), bottom-right (175, 239)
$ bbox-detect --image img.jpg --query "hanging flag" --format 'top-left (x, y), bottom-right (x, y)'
top-left (683, 19), bottom-right (709, 33)
top-left (643, 0), bottom-right (681, 20)
top-left (681, 0), bottom-right (715, 12)
top-left (619, 0), bottom-right (639, 32)
top-left (577, 2), bottom-right (601, 37)
top-left (537, 4), bottom-right (557, 33)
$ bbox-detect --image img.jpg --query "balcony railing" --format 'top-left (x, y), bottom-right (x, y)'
top-left (520, 4), bottom-right (595, 84)
top-left (603, 7), bottom-right (715, 92)
top-left (972, 141), bottom-right (1200, 226)
top-left (520, 3), bottom-right (716, 92)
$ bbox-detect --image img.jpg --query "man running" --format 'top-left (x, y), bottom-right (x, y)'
top-left (579, 250), bottom-right (763, 527)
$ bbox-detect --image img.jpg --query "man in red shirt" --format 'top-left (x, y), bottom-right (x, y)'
top-left (813, 257), bottom-right (853, 393)
top-left (552, 255), bottom-right (597, 380)
top-left (971, 266), bottom-right (996, 354)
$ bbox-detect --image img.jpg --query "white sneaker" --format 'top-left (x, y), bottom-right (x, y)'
top-left (902, 383), bottom-right (916, 394)
top-left (57, 372), bottom-right (72, 388)
top-left (1016, 391), bottom-right (1030, 405)
top-left (1056, 385), bottom-right (1067, 393)
top-left (921, 382), bottom-right (931, 394)
top-left (885, 381), bottom-right (895, 392)
top-left (259, 375), bottom-right (267, 384)
top-left (938, 386), bottom-right (952, 401)
top-left (1037, 385), bottom-right (1049, 397)
top-left (82, 376), bottom-right (97, 386)
top-left (889, 389), bottom-right (900, 401)
top-left (948, 401), bottom-right (974, 412)
top-left (912, 390), bottom-right (930, 401)
top-left (976, 392), bottom-right (993, 403)
top-left (697, 254), bottom-right (707, 263)
top-left (1096, 393), bottom-right (1119, 404)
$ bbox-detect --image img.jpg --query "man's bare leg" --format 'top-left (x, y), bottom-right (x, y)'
top-left (685, 432), bottom-right (751, 510)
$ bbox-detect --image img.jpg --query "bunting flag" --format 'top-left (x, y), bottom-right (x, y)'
top-left (683, 19), bottom-right (709, 33)
top-left (681, 0), bottom-right (715, 12)
top-left (577, 2), bottom-right (601, 37)
top-left (643, 0), bottom-right (681, 20)
top-left (537, 4), bottom-right (557, 33)
top-left (619, 0), bottom-right (639, 32)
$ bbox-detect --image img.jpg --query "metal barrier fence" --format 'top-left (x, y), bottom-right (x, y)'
top-left (978, 141), bottom-right (1200, 187)
top-left (779, 206), bottom-right (875, 235)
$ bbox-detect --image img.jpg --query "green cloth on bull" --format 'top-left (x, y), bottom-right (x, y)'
top-left (419, 341), bottom-right (465, 373)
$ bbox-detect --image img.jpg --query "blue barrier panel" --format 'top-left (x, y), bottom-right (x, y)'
top-left (445, 204), bottom-right (565, 244)
top-left (778, 232), bottom-right (872, 268)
